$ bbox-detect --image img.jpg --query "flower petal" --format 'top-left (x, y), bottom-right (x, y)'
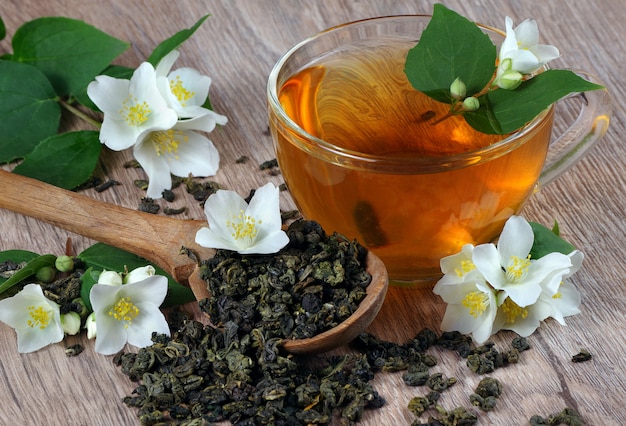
top-left (134, 137), bottom-right (173, 198)
top-left (497, 215), bottom-right (533, 262)
top-left (164, 131), bottom-right (219, 177)
top-left (472, 243), bottom-right (506, 289)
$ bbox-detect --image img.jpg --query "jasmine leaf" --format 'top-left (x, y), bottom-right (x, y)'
top-left (11, 17), bottom-right (129, 96)
top-left (405, 4), bottom-right (496, 103)
top-left (0, 254), bottom-right (56, 295)
top-left (74, 64), bottom-right (134, 111)
top-left (0, 250), bottom-right (40, 290)
top-left (0, 60), bottom-right (61, 163)
top-left (13, 131), bottom-right (101, 189)
top-left (465, 70), bottom-right (605, 134)
top-left (529, 221), bottom-right (575, 259)
top-left (79, 267), bottom-right (100, 311)
top-left (147, 15), bottom-right (210, 66)
top-left (0, 16), bottom-right (5, 40)
top-left (78, 243), bottom-right (196, 307)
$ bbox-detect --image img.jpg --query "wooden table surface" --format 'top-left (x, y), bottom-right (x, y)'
top-left (1, 1), bottom-right (625, 425)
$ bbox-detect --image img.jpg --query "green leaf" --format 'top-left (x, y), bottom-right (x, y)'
top-left (147, 15), bottom-right (210, 66)
top-left (466, 70), bottom-right (605, 134)
top-left (0, 16), bottom-right (6, 40)
top-left (0, 60), bottom-right (61, 163)
top-left (12, 130), bottom-right (102, 189)
top-left (404, 4), bottom-right (496, 104)
top-left (0, 250), bottom-right (40, 289)
top-left (12, 17), bottom-right (129, 96)
top-left (529, 221), bottom-right (575, 259)
top-left (73, 64), bottom-right (134, 110)
top-left (78, 243), bottom-right (196, 307)
top-left (79, 267), bottom-right (100, 311)
top-left (0, 254), bottom-right (56, 295)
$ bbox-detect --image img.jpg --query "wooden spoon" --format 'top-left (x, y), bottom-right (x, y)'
top-left (0, 170), bottom-right (388, 354)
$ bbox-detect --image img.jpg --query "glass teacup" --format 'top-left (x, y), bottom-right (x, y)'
top-left (267, 16), bottom-right (611, 283)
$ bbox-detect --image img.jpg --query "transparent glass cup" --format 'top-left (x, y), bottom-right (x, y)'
top-left (267, 16), bottom-right (611, 284)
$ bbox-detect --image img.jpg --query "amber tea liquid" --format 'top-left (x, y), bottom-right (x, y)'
top-left (271, 39), bottom-right (553, 282)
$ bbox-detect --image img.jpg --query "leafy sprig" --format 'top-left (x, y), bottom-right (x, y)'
top-left (405, 4), bottom-right (604, 135)
top-left (0, 15), bottom-right (209, 189)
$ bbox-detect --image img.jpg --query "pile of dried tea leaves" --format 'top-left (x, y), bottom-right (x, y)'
top-left (198, 219), bottom-right (372, 340)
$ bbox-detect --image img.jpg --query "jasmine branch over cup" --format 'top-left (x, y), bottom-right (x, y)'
top-left (267, 9), bottom-right (611, 283)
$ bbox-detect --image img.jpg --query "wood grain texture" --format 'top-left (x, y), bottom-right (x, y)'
top-left (0, 0), bottom-right (624, 425)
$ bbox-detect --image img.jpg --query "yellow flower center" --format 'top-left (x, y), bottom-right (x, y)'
top-left (501, 298), bottom-right (529, 324)
top-left (169, 76), bottom-right (195, 106)
top-left (505, 255), bottom-right (532, 282)
top-left (151, 130), bottom-right (188, 158)
top-left (108, 297), bottom-right (140, 328)
top-left (227, 210), bottom-right (261, 243)
top-left (27, 305), bottom-right (52, 329)
top-left (462, 291), bottom-right (489, 318)
top-left (120, 96), bottom-right (151, 126)
top-left (455, 259), bottom-right (476, 277)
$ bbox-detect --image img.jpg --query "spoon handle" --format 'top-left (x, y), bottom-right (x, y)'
top-left (0, 170), bottom-right (206, 281)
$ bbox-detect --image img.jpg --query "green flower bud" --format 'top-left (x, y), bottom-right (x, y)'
top-left (123, 265), bottom-right (156, 284)
top-left (61, 312), bottom-right (81, 335)
top-left (462, 96), bottom-right (480, 111)
top-left (55, 255), bottom-right (74, 272)
top-left (97, 270), bottom-right (123, 286)
top-left (496, 70), bottom-right (523, 90)
top-left (450, 77), bottom-right (467, 100)
top-left (36, 266), bottom-right (56, 283)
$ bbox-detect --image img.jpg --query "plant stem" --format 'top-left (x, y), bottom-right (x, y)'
top-left (59, 99), bottom-right (102, 129)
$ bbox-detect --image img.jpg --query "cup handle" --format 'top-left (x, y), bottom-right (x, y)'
top-left (538, 71), bottom-right (612, 187)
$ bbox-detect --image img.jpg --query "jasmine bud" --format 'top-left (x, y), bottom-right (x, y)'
top-left (36, 266), bottom-right (56, 283)
top-left (462, 97), bottom-right (480, 111)
top-left (450, 77), bottom-right (467, 100)
top-left (61, 312), bottom-right (81, 335)
top-left (84, 312), bottom-right (97, 339)
top-left (497, 70), bottom-right (523, 90)
top-left (55, 255), bottom-right (74, 273)
top-left (71, 297), bottom-right (89, 318)
top-left (97, 270), bottom-right (123, 286)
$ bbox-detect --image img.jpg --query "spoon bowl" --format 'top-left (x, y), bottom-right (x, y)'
top-left (0, 170), bottom-right (388, 354)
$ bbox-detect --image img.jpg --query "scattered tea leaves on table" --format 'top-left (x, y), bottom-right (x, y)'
top-left (571, 348), bottom-right (592, 363)
top-left (0, 253), bottom-right (56, 295)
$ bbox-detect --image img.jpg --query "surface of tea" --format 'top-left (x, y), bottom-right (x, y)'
top-left (278, 40), bottom-right (505, 157)
top-left (273, 40), bottom-right (553, 280)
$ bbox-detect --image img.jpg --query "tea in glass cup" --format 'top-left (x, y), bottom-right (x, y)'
top-left (267, 16), bottom-right (610, 283)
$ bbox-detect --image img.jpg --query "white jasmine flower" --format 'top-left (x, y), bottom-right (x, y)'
top-left (472, 215), bottom-right (574, 308)
top-left (0, 284), bottom-right (64, 353)
top-left (90, 275), bottom-right (170, 355)
top-left (87, 62), bottom-right (178, 150)
top-left (434, 244), bottom-right (499, 343)
top-left (195, 183), bottom-right (290, 254)
top-left (494, 17), bottom-right (559, 88)
top-left (156, 50), bottom-right (227, 122)
top-left (134, 123), bottom-right (221, 198)
top-left (124, 265), bottom-right (156, 284)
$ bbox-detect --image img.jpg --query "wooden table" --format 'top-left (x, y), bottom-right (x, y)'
top-left (1, 1), bottom-right (624, 424)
